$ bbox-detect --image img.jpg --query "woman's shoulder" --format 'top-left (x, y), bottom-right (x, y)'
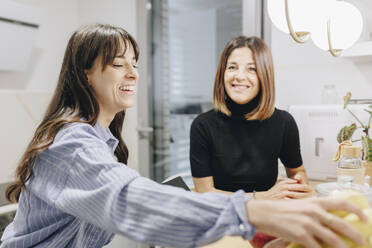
top-left (194, 109), bottom-right (217, 122)
top-left (54, 122), bottom-right (106, 149)
top-left (192, 109), bottom-right (220, 127)
top-left (35, 122), bottom-right (107, 167)
top-left (57, 122), bottom-right (97, 137)
top-left (271, 108), bottom-right (295, 122)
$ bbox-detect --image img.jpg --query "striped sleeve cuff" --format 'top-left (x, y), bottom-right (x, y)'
top-left (231, 190), bottom-right (256, 240)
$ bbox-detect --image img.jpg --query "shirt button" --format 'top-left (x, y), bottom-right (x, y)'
top-left (239, 224), bottom-right (246, 232)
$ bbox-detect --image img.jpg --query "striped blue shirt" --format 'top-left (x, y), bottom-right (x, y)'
top-left (1, 122), bottom-right (255, 247)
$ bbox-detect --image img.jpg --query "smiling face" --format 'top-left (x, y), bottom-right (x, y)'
top-left (85, 40), bottom-right (138, 120)
top-left (224, 47), bottom-right (260, 105)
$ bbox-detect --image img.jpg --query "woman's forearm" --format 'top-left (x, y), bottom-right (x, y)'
top-left (290, 171), bottom-right (309, 184)
top-left (285, 165), bottom-right (309, 184)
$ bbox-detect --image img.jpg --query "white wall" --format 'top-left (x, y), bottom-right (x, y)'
top-left (0, 0), bottom-right (79, 90)
top-left (0, 1), bottom-right (142, 247)
top-left (270, 26), bottom-right (372, 110)
top-left (77, 0), bottom-right (136, 34)
top-left (0, 0), bottom-right (76, 184)
top-left (0, 0), bottom-right (139, 171)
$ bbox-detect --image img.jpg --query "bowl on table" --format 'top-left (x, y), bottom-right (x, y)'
top-left (250, 232), bottom-right (277, 248)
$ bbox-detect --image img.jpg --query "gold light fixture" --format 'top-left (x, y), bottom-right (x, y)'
top-left (311, 1), bottom-right (363, 57)
top-left (267, 0), bottom-right (316, 44)
top-left (327, 20), bottom-right (342, 57)
top-left (267, 0), bottom-right (364, 57)
top-left (284, 0), bottom-right (310, 43)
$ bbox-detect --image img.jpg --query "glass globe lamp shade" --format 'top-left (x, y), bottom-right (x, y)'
top-left (311, 1), bottom-right (363, 51)
top-left (306, 0), bottom-right (336, 31)
top-left (267, 0), bottom-right (316, 34)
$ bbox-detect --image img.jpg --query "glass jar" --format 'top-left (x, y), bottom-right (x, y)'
top-left (316, 180), bottom-right (372, 206)
top-left (337, 146), bottom-right (365, 184)
top-left (321, 84), bottom-right (338, 104)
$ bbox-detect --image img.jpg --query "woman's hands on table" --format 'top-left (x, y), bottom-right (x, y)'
top-left (246, 197), bottom-right (367, 248)
top-left (255, 179), bottom-right (314, 200)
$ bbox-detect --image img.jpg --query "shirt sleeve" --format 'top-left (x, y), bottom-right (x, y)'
top-left (189, 116), bottom-right (214, 177)
top-left (279, 112), bottom-right (303, 168)
top-left (32, 144), bottom-right (255, 248)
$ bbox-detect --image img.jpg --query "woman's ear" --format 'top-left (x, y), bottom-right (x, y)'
top-left (84, 69), bottom-right (91, 85)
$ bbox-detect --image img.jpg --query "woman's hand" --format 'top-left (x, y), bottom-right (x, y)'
top-left (246, 197), bottom-right (368, 248)
top-left (255, 179), bottom-right (313, 200)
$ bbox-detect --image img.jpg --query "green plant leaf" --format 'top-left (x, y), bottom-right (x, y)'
top-left (368, 105), bottom-right (372, 109)
top-left (343, 92), bottom-right (352, 109)
top-left (364, 109), bottom-right (372, 115)
top-left (362, 136), bottom-right (372, 162)
top-left (337, 123), bottom-right (357, 143)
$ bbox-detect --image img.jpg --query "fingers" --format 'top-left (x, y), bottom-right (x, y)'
top-left (286, 183), bottom-right (313, 193)
top-left (293, 174), bottom-right (303, 184)
top-left (300, 236), bottom-right (322, 248)
top-left (318, 199), bottom-right (368, 222)
top-left (284, 191), bottom-right (314, 199)
top-left (277, 183), bottom-right (314, 199)
top-left (276, 180), bottom-right (313, 193)
top-left (307, 220), bottom-right (350, 248)
top-left (277, 178), bottom-right (298, 185)
top-left (271, 179), bottom-right (313, 199)
top-left (314, 198), bottom-right (367, 246)
top-left (320, 213), bottom-right (366, 246)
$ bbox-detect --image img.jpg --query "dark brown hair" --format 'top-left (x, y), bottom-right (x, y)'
top-left (213, 36), bottom-right (275, 120)
top-left (6, 23), bottom-right (139, 203)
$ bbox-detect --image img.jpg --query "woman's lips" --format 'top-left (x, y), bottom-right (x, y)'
top-left (119, 85), bottom-right (135, 95)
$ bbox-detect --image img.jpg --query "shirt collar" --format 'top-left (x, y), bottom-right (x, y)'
top-left (93, 122), bottom-right (119, 152)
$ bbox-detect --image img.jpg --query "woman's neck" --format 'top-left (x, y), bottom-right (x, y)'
top-left (226, 94), bottom-right (260, 118)
top-left (97, 111), bottom-right (115, 130)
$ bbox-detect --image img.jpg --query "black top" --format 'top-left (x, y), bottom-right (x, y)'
top-left (190, 97), bottom-right (303, 192)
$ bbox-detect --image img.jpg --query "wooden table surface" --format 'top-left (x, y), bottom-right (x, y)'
top-left (200, 236), bottom-right (253, 248)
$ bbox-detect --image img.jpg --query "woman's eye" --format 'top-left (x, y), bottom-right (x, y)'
top-left (133, 64), bottom-right (138, 69)
top-left (248, 67), bottom-right (257, 72)
top-left (227, 66), bottom-right (236, 70)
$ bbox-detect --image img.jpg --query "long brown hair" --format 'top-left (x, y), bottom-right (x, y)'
top-left (6, 24), bottom-right (139, 203)
top-left (213, 36), bottom-right (275, 120)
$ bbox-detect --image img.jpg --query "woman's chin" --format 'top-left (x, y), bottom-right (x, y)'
top-left (228, 93), bottom-right (256, 105)
top-left (231, 97), bottom-right (252, 105)
top-left (122, 99), bottom-right (135, 108)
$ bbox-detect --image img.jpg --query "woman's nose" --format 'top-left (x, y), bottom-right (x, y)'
top-left (125, 66), bottom-right (138, 80)
top-left (235, 69), bottom-right (246, 81)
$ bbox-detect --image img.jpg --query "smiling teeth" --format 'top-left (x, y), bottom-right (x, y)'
top-left (119, 86), bottom-right (135, 92)
top-left (233, 85), bottom-right (249, 89)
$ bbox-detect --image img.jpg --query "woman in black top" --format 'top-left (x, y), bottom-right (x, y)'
top-left (190, 36), bottom-right (313, 199)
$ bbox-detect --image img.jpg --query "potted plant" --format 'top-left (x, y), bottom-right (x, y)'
top-left (337, 92), bottom-right (372, 185)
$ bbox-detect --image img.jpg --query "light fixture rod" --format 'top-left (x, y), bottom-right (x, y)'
top-left (327, 19), bottom-right (342, 57)
top-left (285, 0), bottom-right (310, 43)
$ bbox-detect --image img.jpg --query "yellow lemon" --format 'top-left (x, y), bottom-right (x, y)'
top-left (329, 191), bottom-right (369, 218)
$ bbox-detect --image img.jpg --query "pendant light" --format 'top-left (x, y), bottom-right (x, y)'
top-left (311, 1), bottom-right (363, 57)
top-left (267, 0), bottom-right (319, 43)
